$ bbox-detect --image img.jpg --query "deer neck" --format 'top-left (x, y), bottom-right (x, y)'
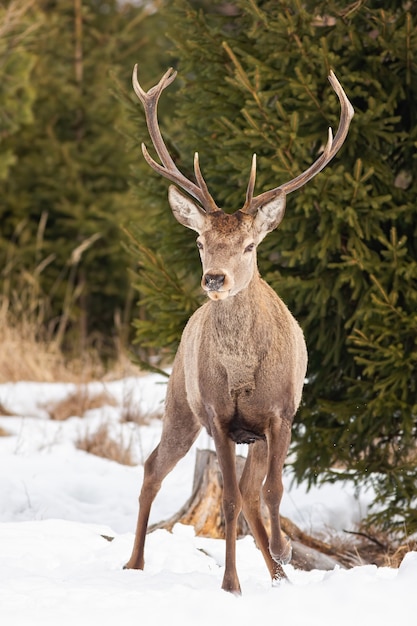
top-left (207, 271), bottom-right (264, 394)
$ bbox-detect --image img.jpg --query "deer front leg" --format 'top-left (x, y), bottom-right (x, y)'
top-left (125, 407), bottom-right (201, 571)
top-left (240, 439), bottom-right (286, 582)
top-left (212, 424), bottom-right (242, 594)
top-left (262, 417), bottom-right (292, 571)
top-left (124, 444), bottom-right (162, 570)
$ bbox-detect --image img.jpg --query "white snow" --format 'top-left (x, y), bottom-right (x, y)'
top-left (0, 374), bottom-right (415, 625)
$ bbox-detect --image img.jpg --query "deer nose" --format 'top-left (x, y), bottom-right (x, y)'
top-left (204, 273), bottom-right (225, 292)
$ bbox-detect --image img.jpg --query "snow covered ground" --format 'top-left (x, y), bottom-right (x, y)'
top-left (0, 374), bottom-right (415, 625)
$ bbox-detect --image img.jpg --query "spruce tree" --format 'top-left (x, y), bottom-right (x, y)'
top-left (0, 0), bottom-right (169, 354)
top-left (0, 1), bottom-right (36, 180)
top-left (129, 0), bottom-right (417, 533)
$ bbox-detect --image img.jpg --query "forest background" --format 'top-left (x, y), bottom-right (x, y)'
top-left (1, 0), bottom-right (416, 536)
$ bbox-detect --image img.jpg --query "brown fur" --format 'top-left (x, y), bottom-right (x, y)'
top-left (127, 66), bottom-right (353, 593)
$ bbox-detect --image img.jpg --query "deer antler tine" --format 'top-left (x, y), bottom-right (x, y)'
top-left (322, 127), bottom-right (333, 159)
top-left (194, 153), bottom-right (218, 213)
top-left (140, 144), bottom-right (208, 209)
top-left (132, 64), bottom-right (145, 101)
top-left (141, 142), bottom-right (168, 176)
top-left (325, 70), bottom-right (354, 156)
top-left (149, 67), bottom-right (178, 99)
top-left (241, 154), bottom-right (257, 214)
top-left (132, 65), bottom-right (177, 103)
top-left (328, 70), bottom-right (354, 120)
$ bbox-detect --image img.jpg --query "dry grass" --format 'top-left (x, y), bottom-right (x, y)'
top-left (119, 386), bottom-right (163, 426)
top-left (0, 305), bottom-right (143, 384)
top-left (0, 402), bottom-right (13, 435)
top-left (0, 212), bottom-right (143, 384)
top-left (383, 539), bottom-right (417, 567)
top-left (359, 528), bottom-right (417, 568)
top-left (45, 388), bottom-right (117, 421)
top-left (0, 305), bottom-right (108, 383)
top-left (0, 402), bottom-right (14, 416)
top-left (76, 423), bottom-right (135, 466)
top-left (0, 319), bottom-right (73, 383)
top-left (321, 525), bottom-right (417, 569)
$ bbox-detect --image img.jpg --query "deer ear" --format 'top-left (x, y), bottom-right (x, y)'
top-left (253, 191), bottom-right (286, 241)
top-left (168, 186), bottom-right (207, 233)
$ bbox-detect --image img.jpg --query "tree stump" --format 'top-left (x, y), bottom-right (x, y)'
top-left (150, 448), bottom-right (349, 571)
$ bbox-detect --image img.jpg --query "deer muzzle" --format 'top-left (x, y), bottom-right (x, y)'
top-left (202, 272), bottom-right (231, 301)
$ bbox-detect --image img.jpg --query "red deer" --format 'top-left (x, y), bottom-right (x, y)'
top-left (125, 65), bottom-right (354, 594)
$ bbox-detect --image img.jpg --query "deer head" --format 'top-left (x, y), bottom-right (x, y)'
top-left (167, 185), bottom-right (286, 301)
top-left (132, 66), bottom-right (353, 302)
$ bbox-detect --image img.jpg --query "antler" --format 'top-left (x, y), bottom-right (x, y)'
top-left (133, 66), bottom-right (353, 215)
top-left (132, 65), bottom-right (219, 213)
top-left (241, 71), bottom-right (354, 214)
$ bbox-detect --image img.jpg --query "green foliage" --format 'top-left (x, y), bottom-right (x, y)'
top-left (129, 0), bottom-right (417, 533)
top-left (125, 225), bottom-right (201, 360)
top-left (0, 0), bottom-right (171, 354)
top-left (0, 1), bottom-right (37, 180)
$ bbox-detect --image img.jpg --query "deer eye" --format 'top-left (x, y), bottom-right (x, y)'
top-left (244, 242), bottom-right (255, 253)
top-left (196, 241), bottom-right (203, 250)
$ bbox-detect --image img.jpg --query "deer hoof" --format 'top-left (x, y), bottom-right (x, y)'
top-left (221, 573), bottom-right (242, 595)
top-left (271, 535), bottom-right (292, 565)
top-left (123, 558), bottom-right (144, 570)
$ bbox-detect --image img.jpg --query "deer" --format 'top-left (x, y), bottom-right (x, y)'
top-left (125, 64), bottom-right (354, 594)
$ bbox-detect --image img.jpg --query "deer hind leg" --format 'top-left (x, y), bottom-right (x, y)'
top-left (262, 416), bottom-right (292, 571)
top-left (211, 423), bottom-right (242, 594)
top-left (239, 439), bottom-right (287, 582)
top-left (124, 406), bottom-right (201, 571)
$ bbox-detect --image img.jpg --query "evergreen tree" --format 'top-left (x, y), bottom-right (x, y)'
top-left (129, 0), bottom-right (417, 532)
top-left (0, 0), bottom-right (170, 354)
top-left (0, 0), bottom-right (37, 180)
